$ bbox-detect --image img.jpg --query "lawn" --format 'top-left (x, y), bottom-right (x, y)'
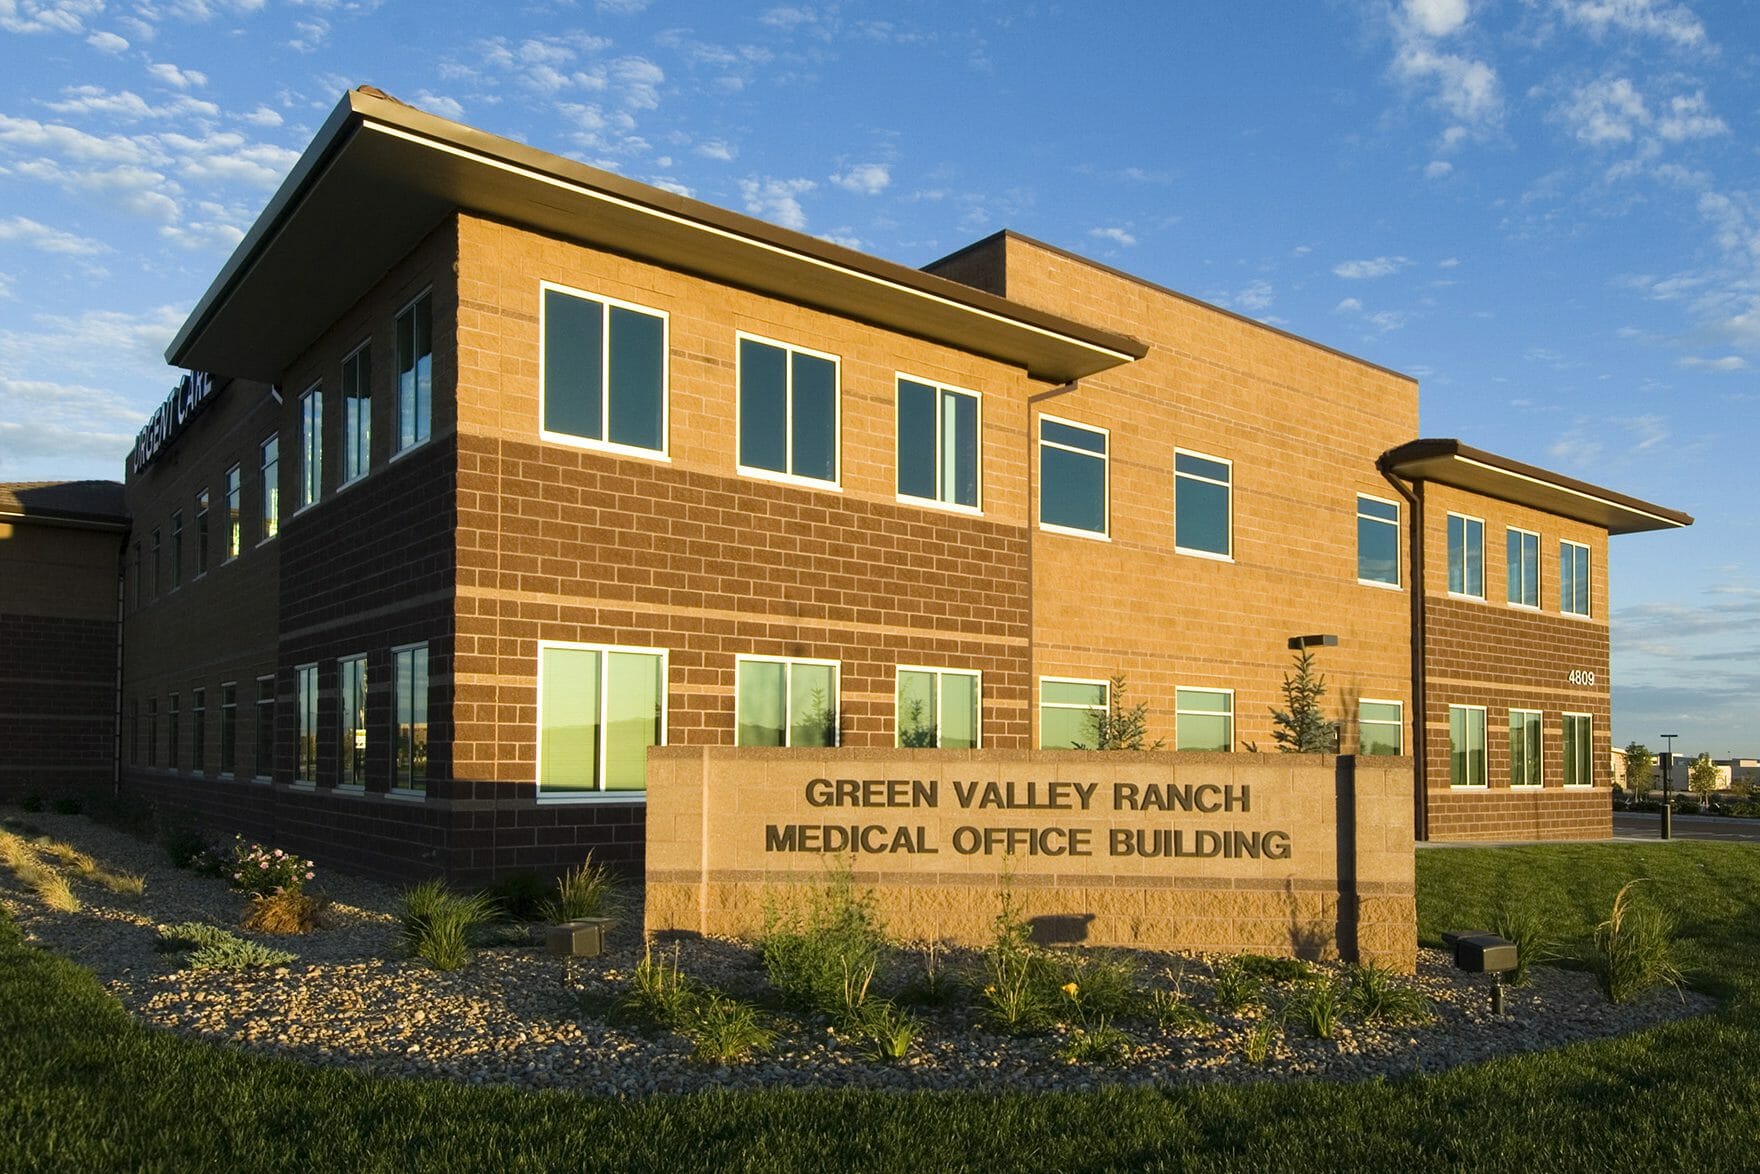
top-left (4, 841), bottom-right (1758, 1172)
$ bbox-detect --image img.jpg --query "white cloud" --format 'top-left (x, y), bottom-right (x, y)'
top-left (1656, 92), bottom-right (1727, 142)
top-left (86, 29), bottom-right (128, 52)
top-left (238, 104), bottom-right (283, 127)
top-left (1617, 413), bottom-right (1670, 450)
top-left (1556, 0), bottom-right (1711, 52)
top-left (1234, 280), bottom-right (1274, 312)
top-left (1369, 309), bottom-right (1409, 331)
top-left (1548, 429), bottom-right (1602, 468)
top-left (413, 91), bottom-right (463, 121)
top-left (1402, 0), bottom-right (1469, 39)
top-left (1334, 297), bottom-right (1363, 313)
top-left (0, 0), bottom-right (103, 34)
top-left (831, 162), bottom-right (890, 195)
top-left (0, 214), bottom-right (107, 255)
top-left (738, 176), bottom-right (816, 231)
top-left (1425, 160), bottom-right (1454, 179)
top-left (1395, 48), bottom-right (1501, 130)
top-left (1677, 355), bottom-right (1747, 372)
top-left (0, 272), bottom-right (13, 299)
top-left (595, 0), bottom-right (652, 11)
top-left (1088, 226), bottom-right (1136, 247)
top-left (817, 230), bottom-right (864, 250)
top-left (695, 139), bottom-right (736, 162)
top-left (146, 62), bottom-right (208, 89)
top-left (645, 176), bottom-right (692, 197)
top-left (609, 57), bottom-right (666, 110)
top-left (288, 17), bottom-right (328, 53)
top-left (1438, 256), bottom-right (1460, 268)
top-left (43, 86), bottom-right (220, 121)
top-left (0, 305), bottom-right (187, 379)
top-left (1558, 76), bottom-right (1648, 144)
top-left (1333, 256), bottom-right (1410, 279)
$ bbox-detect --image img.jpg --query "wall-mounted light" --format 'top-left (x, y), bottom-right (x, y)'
top-left (1287, 634), bottom-right (1340, 650)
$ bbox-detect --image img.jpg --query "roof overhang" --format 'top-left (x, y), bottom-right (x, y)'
top-left (1380, 439), bottom-right (1693, 535)
top-left (168, 88), bottom-right (1147, 385)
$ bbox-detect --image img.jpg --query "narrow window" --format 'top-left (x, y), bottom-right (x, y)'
top-left (147, 697), bottom-right (159, 766)
top-left (1449, 705), bottom-right (1487, 787)
top-left (1509, 709), bottom-right (1542, 787)
top-left (343, 344), bottom-right (371, 483)
top-left (1563, 713), bottom-right (1593, 787)
top-left (1174, 450), bottom-right (1232, 558)
top-left (150, 528), bottom-right (161, 597)
top-left (299, 384), bottom-right (322, 508)
top-left (1560, 541), bottom-right (1591, 616)
top-left (1039, 678), bottom-right (1108, 749)
top-left (295, 664), bottom-right (318, 785)
top-left (191, 688), bottom-right (206, 775)
top-left (127, 698), bottom-right (138, 764)
top-left (225, 466), bottom-right (241, 560)
top-left (538, 644), bottom-right (667, 794)
top-left (167, 692), bottom-right (181, 771)
top-left (896, 378), bottom-right (979, 509)
top-left (896, 667), bottom-right (980, 748)
top-left (259, 436), bottom-right (279, 542)
top-left (735, 656), bottom-right (838, 747)
top-left (255, 675), bottom-right (275, 779)
top-left (170, 510), bottom-right (183, 588)
top-left (542, 284), bottom-right (667, 455)
top-left (1176, 687), bottom-right (1234, 752)
top-left (1038, 416), bottom-right (1108, 537)
top-left (1507, 528), bottom-right (1539, 608)
top-left (1358, 699), bottom-right (1403, 755)
top-left (393, 644), bottom-right (429, 793)
top-left (737, 335), bottom-right (839, 484)
top-left (130, 542), bottom-right (140, 610)
top-left (220, 682), bottom-right (237, 776)
top-left (1447, 514), bottom-right (1484, 598)
top-left (338, 655), bottom-right (367, 789)
top-left (195, 489), bottom-right (210, 576)
top-left (1357, 495), bottom-right (1400, 586)
top-left (396, 292), bottom-right (432, 453)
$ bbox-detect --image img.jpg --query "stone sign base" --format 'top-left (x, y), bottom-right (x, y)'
top-left (645, 748), bottom-right (1416, 972)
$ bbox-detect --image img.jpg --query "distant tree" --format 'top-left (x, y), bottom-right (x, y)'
top-left (1689, 753), bottom-right (1722, 804)
top-left (1623, 742), bottom-right (1656, 800)
top-left (1270, 650), bottom-right (1338, 753)
top-left (1074, 674), bottom-right (1164, 751)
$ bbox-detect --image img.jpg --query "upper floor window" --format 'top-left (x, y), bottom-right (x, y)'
top-left (896, 377), bottom-right (978, 510)
top-left (1039, 677), bottom-right (1107, 748)
top-left (1175, 687), bottom-right (1234, 752)
top-left (1357, 495), bottom-right (1400, 586)
top-left (896, 666), bottom-right (980, 749)
top-left (396, 291), bottom-right (432, 454)
top-left (542, 283), bottom-right (667, 456)
top-left (258, 436), bottom-right (279, 543)
top-left (735, 656), bottom-right (838, 747)
top-left (343, 343), bottom-right (371, 484)
top-left (538, 643), bottom-right (666, 795)
top-left (738, 335), bottom-right (838, 485)
top-left (298, 384), bottom-right (322, 509)
top-left (224, 466), bottom-right (241, 560)
top-left (195, 489), bottom-right (210, 576)
top-left (1174, 450), bottom-right (1232, 559)
top-left (150, 527), bottom-right (162, 598)
top-left (1560, 540), bottom-right (1591, 616)
top-left (1038, 416), bottom-right (1108, 537)
top-left (1506, 527), bottom-right (1539, 608)
top-left (169, 510), bottom-right (183, 588)
top-left (1446, 513), bottom-right (1483, 598)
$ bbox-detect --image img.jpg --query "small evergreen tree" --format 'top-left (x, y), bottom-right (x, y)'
top-left (1073, 674), bottom-right (1164, 750)
top-left (1269, 650), bottom-right (1338, 753)
top-left (1622, 742), bottom-right (1656, 799)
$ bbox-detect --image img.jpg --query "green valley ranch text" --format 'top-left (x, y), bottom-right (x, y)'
top-left (763, 778), bottom-right (1293, 860)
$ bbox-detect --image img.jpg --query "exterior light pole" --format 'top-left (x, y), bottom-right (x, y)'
top-left (1660, 732), bottom-right (1679, 841)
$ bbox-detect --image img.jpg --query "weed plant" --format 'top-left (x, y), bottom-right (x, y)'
top-left (397, 879), bottom-right (496, 971)
top-left (1590, 881), bottom-right (1682, 1004)
top-left (1287, 977), bottom-right (1341, 1039)
top-left (1341, 963), bottom-right (1432, 1024)
top-left (898, 939), bottom-right (962, 1008)
top-left (1056, 1019), bottom-right (1135, 1065)
top-left (1150, 986), bottom-right (1213, 1036)
top-left (682, 993), bottom-right (772, 1063)
top-left (1242, 1017), bottom-right (1281, 1064)
top-left (159, 827), bottom-right (207, 870)
top-left (761, 869), bottom-right (887, 1016)
top-left (979, 890), bottom-right (1053, 1034)
top-left (540, 855), bottom-right (619, 923)
top-left (482, 871), bottom-right (550, 922)
top-left (156, 922), bottom-right (238, 952)
top-left (1049, 950), bottom-right (1143, 1019)
top-left (1209, 959), bottom-right (1264, 1012)
top-left (1233, 953), bottom-right (1315, 984)
top-left (0, 830), bottom-right (80, 911)
top-left (1492, 896), bottom-right (1554, 986)
top-left (616, 943), bottom-right (697, 1030)
top-left (846, 999), bottom-right (920, 1063)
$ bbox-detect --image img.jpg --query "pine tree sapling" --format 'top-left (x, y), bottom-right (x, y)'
top-left (1073, 674), bottom-right (1164, 751)
top-left (1270, 650), bottom-right (1338, 753)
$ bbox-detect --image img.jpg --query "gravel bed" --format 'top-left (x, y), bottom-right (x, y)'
top-left (0, 808), bottom-right (1716, 1097)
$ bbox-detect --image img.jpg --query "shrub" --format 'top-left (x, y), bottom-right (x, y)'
top-left (762, 870), bottom-right (887, 1016)
top-left (616, 943), bottom-right (697, 1030)
top-left (482, 871), bottom-right (550, 922)
top-left (242, 890), bottom-right (327, 935)
top-left (1056, 1019), bottom-right (1135, 1065)
top-left (540, 854), bottom-right (619, 923)
top-left (1491, 897), bottom-right (1554, 986)
top-left (1209, 959), bottom-right (1264, 1013)
top-left (161, 826), bottom-right (211, 871)
top-left (48, 795), bottom-right (83, 816)
top-left (28, 865), bottom-right (80, 913)
top-left (979, 890), bottom-right (1054, 1035)
top-left (1341, 963), bottom-right (1432, 1024)
top-left (1590, 881), bottom-right (1683, 1004)
top-left (846, 998), bottom-right (920, 1063)
top-left (682, 993), bottom-right (772, 1063)
top-left (157, 922), bottom-right (238, 952)
top-left (1287, 977), bottom-right (1341, 1039)
top-left (1150, 987), bottom-right (1212, 1036)
top-left (81, 790), bottom-right (157, 838)
top-left (17, 793), bottom-right (45, 813)
top-left (157, 922), bottom-right (295, 970)
top-left (397, 879), bottom-right (496, 971)
top-left (898, 939), bottom-right (962, 1008)
top-left (226, 838), bottom-right (315, 896)
top-left (1048, 950), bottom-right (1143, 1019)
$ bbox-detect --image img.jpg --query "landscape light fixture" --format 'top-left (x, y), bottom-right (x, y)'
top-left (1287, 634), bottom-right (1340, 650)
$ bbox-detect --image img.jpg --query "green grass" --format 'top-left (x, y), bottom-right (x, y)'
top-left (4, 842), bottom-right (1760, 1171)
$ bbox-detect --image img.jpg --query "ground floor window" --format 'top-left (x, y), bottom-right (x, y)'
top-left (896, 667), bottom-right (980, 748)
top-left (1563, 713), bottom-right (1592, 788)
top-left (254, 676), bottom-right (274, 779)
top-left (1039, 677), bottom-right (1107, 748)
top-left (393, 644), bottom-right (429, 794)
top-left (1175, 687), bottom-right (1234, 752)
top-left (338, 655), bottom-right (367, 789)
top-left (147, 697), bottom-right (158, 767)
top-left (167, 694), bottom-right (180, 771)
top-left (220, 683), bottom-right (237, 776)
top-left (1358, 699), bottom-right (1402, 755)
top-left (295, 664), bottom-right (318, 785)
top-left (538, 643), bottom-right (666, 794)
top-left (736, 656), bottom-right (838, 747)
top-left (1509, 709), bottom-right (1542, 788)
top-left (191, 688), bottom-right (205, 775)
top-left (1449, 705), bottom-right (1487, 788)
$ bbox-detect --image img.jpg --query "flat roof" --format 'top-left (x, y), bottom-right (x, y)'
top-left (168, 88), bottom-right (1147, 386)
top-left (0, 480), bottom-right (129, 529)
top-left (1380, 438), bottom-right (1693, 535)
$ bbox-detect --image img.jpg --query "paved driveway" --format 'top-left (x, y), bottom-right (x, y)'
top-left (1613, 811), bottom-right (1760, 843)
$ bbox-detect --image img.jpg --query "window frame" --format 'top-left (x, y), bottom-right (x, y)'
top-left (894, 664), bottom-right (983, 749)
top-left (1560, 540), bottom-right (1592, 618)
top-left (894, 373), bottom-right (982, 515)
top-left (1446, 512), bottom-right (1485, 600)
top-left (1038, 675), bottom-right (1111, 749)
top-left (219, 681), bottom-right (237, 778)
top-left (394, 288), bottom-right (433, 459)
top-left (1506, 526), bottom-right (1540, 610)
top-left (734, 654), bottom-right (842, 748)
top-left (1563, 712), bottom-right (1593, 788)
top-left (167, 691), bottom-right (180, 771)
top-left (190, 687), bottom-right (206, 776)
top-left (1508, 708), bottom-right (1543, 789)
top-left (1448, 704), bottom-right (1489, 788)
top-left (1036, 413), bottom-right (1110, 541)
top-left (258, 435), bottom-right (279, 546)
top-left (293, 663), bottom-right (318, 788)
top-left (224, 466), bottom-right (241, 561)
top-left (535, 640), bottom-right (669, 803)
top-left (253, 674), bottom-right (275, 782)
top-left (1357, 698), bottom-right (1404, 755)
top-left (336, 653), bottom-right (368, 792)
top-left (1175, 686), bottom-right (1236, 753)
top-left (735, 331), bottom-right (843, 490)
top-left (539, 280), bottom-right (672, 462)
top-left (297, 382), bottom-right (322, 511)
top-left (147, 696), bottom-right (159, 768)
top-left (150, 527), bottom-right (161, 599)
top-left (169, 509), bottom-right (183, 590)
top-left (1173, 447), bottom-right (1234, 561)
top-left (194, 488), bottom-right (210, 577)
top-left (341, 340), bottom-right (372, 487)
top-left (390, 642), bottom-right (430, 798)
top-left (1356, 494), bottom-right (1401, 588)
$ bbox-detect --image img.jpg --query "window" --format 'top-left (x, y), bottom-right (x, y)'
top-left (735, 656), bottom-right (838, 747)
top-left (1509, 709), bottom-right (1542, 787)
top-left (1563, 713), bottom-right (1592, 787)
top-left (1560, 541), bottom-right (1591, 617)
top-left (127, 698), bottom-right (137, 764)
top-left (1039, 678), bottom-right (1108, 749)
top-left (1449, 705), bottom-right (1487, 787)
top-left (542, 284), bottom-right (667, 456)
top-left (343, 344), bottom-right (371, 484)
top-left (195, 489), bottom-right (209, 576)
top-left (1447, 513), bottom-right (1484, 598)
top-left (294, 664), bottom-right (317, 785)
top-left (220, 682), bottom-right (237, 776)
top-left (224, 466), bottom-right (241, 560)
top-left (738, 335), bottom-right (838, 485)
top-left (147, 697), bottom-right (159, 767)
top-left (896, 667), bottom-right (980, 748)
top-left (298, 384), bottom-right (322, 509)
top-left (1358, 699), bottom-right (1403, 755)
top-left (392, 644), bottom-right (429, 793)
top-left (150, 528), bottom-right (161, 597)
top-left (130, 542), bottom-right (140, 610)
top-left (537, 643), bottom-right (666, 795)
top-left (1507, 528), bottom-right (1539, 608)
top-left (896, 378), bottom-right (978, 510)
top-left (1357, 495), bottom-right (1400, 586)
top-left (1038, 416), bottom-right (1108, 537)
top-left (255, 675), bottom-right (275, 779)
top-left (167, 693), bottom-right (180, 770)
top-left (191, 688), bottom-right (206, 775)
top-left (397, 292), bottom-right (432, 453)
top-left (338, 655), bottom-right (367, 789)
top-left (259, 436), bottom-right (279, 543)
top-left (1174, 450), bottom-right (1232, 558)
top-left (170, 511), bottom-right (183, 589)
top-left (1176, 687), bottom-right (1234, 752)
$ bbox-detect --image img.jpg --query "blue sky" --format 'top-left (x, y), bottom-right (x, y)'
top-left (0, 0), bottom-right (1753, 756)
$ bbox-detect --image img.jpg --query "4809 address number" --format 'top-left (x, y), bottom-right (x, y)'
top-left (1567, 669), bottom-right (1596, 686)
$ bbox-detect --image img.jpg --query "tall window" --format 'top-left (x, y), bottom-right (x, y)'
top-left (735, 656), bottom-right (837, 747)
top-left (220, 683), bottom-right (237, 776)
top-left (896, 667), bottom-right (980, 748)
top-left (1563, 713), bottom-right (1592, 787)
top-left (338, 655), bottom-right (367, 789)
top-left (1507, 528), bottom-right (1539, 608)
top-left (541, 284), bottom-right (667, 455)
top-left (147, 697), bottom-right (159, 766)
top-left (259, 436), bottom-right (279, 542)
top-left (1358, 699), bottom-right (1403, 755)
top-left (396, 292), bottom-right (432, 453)
top-left (299, 384), bottom-right (322, 508)
top-left (1509, 709), bottom-right (1542, 787)
top-left (737, 335), bottom-right (839, 484)
top-left (343, 344), bottom-right (371, 484)
top-left (1449, 705), bottom-right (1487, 787)
top-left (1560, 541), bottom-right (1591, 616)
top-left (1357, 495), bottom-right (1400, 586)
top-left (255, 675), bottom-right (275, 779)
top-left (191, 688), bottom-right (206, 775)
top-left (150, 528), bottom-right (161, 597)
top-left (1039, 678), bottom-right (1108, 749)
top-left (1176, 687), bottom-right (1234, 752)
top-left (1447, 513), bottom-right (1484, 598)
top-left (538, 644), bottom-right (666, 794)
top-left (393, 644), bottom-right (429, 792)
top-left (167, 693), bottom-right (180, 770)
top-left (1174, 450), bottom-right (1232, 558)
top-left (295, 664), bottom-right (318, 785)
top-left (195, 489), bottom-right (210, 576)
top-left (224, 465), bottom-right (241, 560)
top-left (130, 542), bottom-right (140, 610)
top-left (169, 510), bottom-right (183, 588)
top-left (1038, 416), bottom-right (1108, 537)
top-left (896, 378), bottom-right (978, 510)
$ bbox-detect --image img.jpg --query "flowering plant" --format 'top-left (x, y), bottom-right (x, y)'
top-left (227, 836), bottom-right (317, 896)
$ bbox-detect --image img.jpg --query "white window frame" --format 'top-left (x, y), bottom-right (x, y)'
top-left (336, 653), bottom-right (368, 793)
top-left (1508, 708), bottom-right (1543, 789)
top-left (1449, 704), bottom-right (1489, 789)
top-left (1038, 675), bottom-right (1110, 748)
top-left (894, 664), bottom-right (983, 748)
top-left (734, 654), bottom-right (842, 747)
top-left (1446, 512), bottom-right (1485, 601)
top-left (293, 663), bottom-right (318, 789)
top-left (1036, 413), bottom-right (1110, 541)
top-left (894, 373), bottom-right (982, 516)
top-left (1560, 539), bottom-right (1593, 618)
top-left (341, 339), bottom-right (372, 488)
top-left (1357, 698), bottom-right (1404, 755)
top-left (1173, 448), bottom-right (1234, 562)
top-left (297, 382), bottom-right (322, 513)
top-left (538, 280), bottom-right (672, 462)
top-left (1563, 712), bottom-right (1594, 788)
top-left (390, 641), bottom-right (430, 799)
top-left (1506, 526), bottom-right (1540, 610)
top-left (1356, 494), bottom-right (1402, 589)
top-left (1175, 686), bottom-right (1236, 752)
top-left (257, 434), bottom-right (279, 547)
top-left (393, 288), bottom-right (433, 461)
top-left (534, 641), bottom-right (668, 803)
top-left (735, 331), bottom-right (842, 491)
